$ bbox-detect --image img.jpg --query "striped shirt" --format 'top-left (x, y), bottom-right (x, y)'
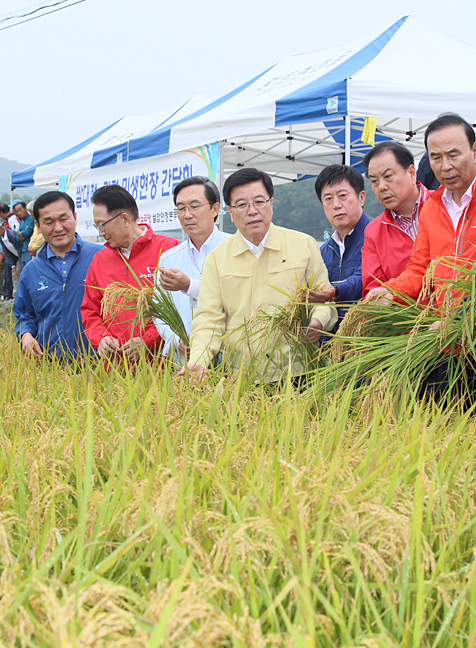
top-left (390, 183), bottom-right (429, 241)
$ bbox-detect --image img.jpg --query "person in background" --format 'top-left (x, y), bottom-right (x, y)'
top-left (155, 176), bottom-right (230, 365)
top-left (13, 191), bottom-right (103, 358)
top-left (311, 165), bottom-right (370, 332)
top-left (7, 201), bottom-right (35, 268)
top-left (180, 168), bottom-right (337, 382)
top-left (81, 184), bottom-right (180, 361)
top-left (0, 204), bottom-right (19, 301)
top-left (7, 201), bottom-right (20, 231)
top-left (27, 200), bottom-right (45, 257)
top-left (361, 142), bottom-right (430, 297)
top-left (416, 151), bottom-right (440, 191)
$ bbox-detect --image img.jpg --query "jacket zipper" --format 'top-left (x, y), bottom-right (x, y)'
top-left (381, 220), bottom-right (415, 241)
top-left (453, 204), bottom-right (471, 277)
top-left (329, 242), bottom-right (344, 282)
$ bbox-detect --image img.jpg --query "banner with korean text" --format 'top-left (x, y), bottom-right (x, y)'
top-left (59, 143), bottom-right (220, 237)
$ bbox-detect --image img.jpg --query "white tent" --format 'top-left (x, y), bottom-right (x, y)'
top-left (11, 94), bottom-right (210, 188)
top-left (12, 15), bottom-right (476, 228)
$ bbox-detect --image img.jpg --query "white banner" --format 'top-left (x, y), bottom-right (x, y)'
top-left (59, 143), bottom-right (220, 237)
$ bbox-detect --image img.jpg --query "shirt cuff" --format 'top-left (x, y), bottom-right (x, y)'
top-left (183, 277), bottom-right (200, 300)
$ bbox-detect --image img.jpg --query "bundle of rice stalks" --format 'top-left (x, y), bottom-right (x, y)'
top-left (313, 259), bottom-right (476, 401)
top-left (268, 276), bottom-right (328, 337)
top-left (100, 261), bottom-right (189, 346)
top-left (235, 277), bottom-right (330, 374)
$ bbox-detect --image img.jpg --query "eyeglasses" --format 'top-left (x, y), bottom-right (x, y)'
top-left (230, 198), bottom-right (271, 213)
top-left (176, 203), bottom-right (211, 216)
top-left (93, 212), bottom-right (123, 231)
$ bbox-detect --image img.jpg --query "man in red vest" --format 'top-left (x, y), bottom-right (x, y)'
top-left (81, 185), bottom-right (180, 361)
top-left (361, 142), bottom-right (430, 297)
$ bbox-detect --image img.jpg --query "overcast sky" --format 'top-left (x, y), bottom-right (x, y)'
top-left (1, 0), bottom-right (475, 166)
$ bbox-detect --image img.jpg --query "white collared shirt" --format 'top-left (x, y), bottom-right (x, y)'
top-left (240, 229), bottom-right (270, 257)
top-left (442, 177), bottom-right (476, 231)
top-left (331, 229), bottom-right (354, 258)
top-left (183, 232), bottom-right (215, 300)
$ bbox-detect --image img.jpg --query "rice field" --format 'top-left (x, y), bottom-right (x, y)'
top-left (0, 319), bottom-right (476, 647)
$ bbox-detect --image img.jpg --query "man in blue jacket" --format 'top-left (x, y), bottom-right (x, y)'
top-left (13, 191), bottom-right (103, 359)
top-left (311, 165), bottom-right (370, 333)
top-left (155, 176), bottom-right (230, 365)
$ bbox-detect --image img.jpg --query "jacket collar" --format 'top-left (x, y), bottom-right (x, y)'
top-left (382, 182), bottom-right (431, 224)
top-left (38, 233), bottom-right (84, 260)
top-left (105, 223), bottom-right (153, 253)
top-left (328, 211), bottom-right (370, 250)
top-left (230, 222), bottom-right (280, 257)
top-left (186, 225), bottom-right (222, 252)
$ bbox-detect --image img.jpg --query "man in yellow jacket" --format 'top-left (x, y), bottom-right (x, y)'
top-left (180, 168), bottom-right (337, 382)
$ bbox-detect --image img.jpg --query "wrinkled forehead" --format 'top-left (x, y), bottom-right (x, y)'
top-left (427, 124), bottom-right (473, 152)
top-left (368, 150), bottom-right (406, 175)
top-left (38, 199), bottom-right (75, 221)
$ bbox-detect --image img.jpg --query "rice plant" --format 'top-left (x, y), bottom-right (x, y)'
top-left (312, 259), bottom-right (476, 405)
top-left (99, 258), bottom-right (189, 345)
top-left (0, 314), bottom-right (475, 646)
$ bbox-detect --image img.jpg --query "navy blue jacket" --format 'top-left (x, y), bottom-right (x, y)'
top-left (320, 211), bottom-right (370, 330)
top-left (14, 235), bottom-right (103, 358)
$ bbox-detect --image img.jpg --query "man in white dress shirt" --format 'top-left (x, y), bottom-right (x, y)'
top-left (155, 176), bottom-right (230, 364)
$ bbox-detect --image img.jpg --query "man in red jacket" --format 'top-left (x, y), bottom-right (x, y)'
top-left (81, 185), bottom-right (179, 360)
top-left (367, 114), bottom-right (476, 306)
top-left (361, 142), bottom-right (430, 297)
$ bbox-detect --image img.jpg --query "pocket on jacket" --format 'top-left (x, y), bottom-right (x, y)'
top-left (265, 261), bottom-right (308, 296)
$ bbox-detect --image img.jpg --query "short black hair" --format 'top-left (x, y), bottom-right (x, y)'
top-left (33, 191), bottom-right (75, 223)
top-left (362, 142), bottom-right (415, 178)
top-left (0, 203), bottom-right (9, 215)
top-left (314, 165), bottom-right (364, 202)
top-left (14, 201), bottom-right (27, 209)
top-left (173, 175), bottom-right (220, 206)
top-left (223, 168), bottom-right (274, 206)
top-left (424, 113), bottom-right (476, 150)
top-left (91, 184), bottom-right (139, 220)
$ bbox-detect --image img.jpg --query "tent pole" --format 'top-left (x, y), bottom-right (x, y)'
top-left (344, 115), bottom-right (351, 165)
top-left (218, 140), bottom-right (225, 232)
top-left (10, 187), bottom-right (15, 212)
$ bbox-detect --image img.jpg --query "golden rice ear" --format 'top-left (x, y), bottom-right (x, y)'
top-left (100, 282), bottom-right (142, 319)
top-left (329, 301), bottom-right (369, 364)
top-left (418, 256), bottom-right (441, 305)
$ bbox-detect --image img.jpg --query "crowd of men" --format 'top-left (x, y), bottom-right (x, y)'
top-left (9, 112), bottom-right (476, 391)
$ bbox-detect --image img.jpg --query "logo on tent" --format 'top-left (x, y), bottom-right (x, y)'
top-left (326, 96), bottom-right (339, 114)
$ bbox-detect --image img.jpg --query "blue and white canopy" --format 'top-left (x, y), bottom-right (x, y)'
top-left (12, 15), bottom-right (476, 188)
top-left (11, 94), bottom-right (210, 188)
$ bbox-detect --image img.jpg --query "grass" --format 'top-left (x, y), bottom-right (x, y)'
top-left (0, 301), bottom-right (13, 330)
top-left (0, 319), bottom-right (475, 647)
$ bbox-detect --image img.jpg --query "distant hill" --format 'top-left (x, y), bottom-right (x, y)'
top-left (0, 157), bottom-right (44, 200)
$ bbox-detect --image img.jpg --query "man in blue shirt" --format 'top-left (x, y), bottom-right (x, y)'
top-left (310, 165), bottom-right (370, 333)
top-left (155, 176), bottom-right (230, 364)
top-left (14, 191), bottom-right (103, 358)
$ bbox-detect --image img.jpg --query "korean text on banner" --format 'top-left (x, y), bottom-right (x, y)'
top-left (59, 144), bottom-right (220, 236)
